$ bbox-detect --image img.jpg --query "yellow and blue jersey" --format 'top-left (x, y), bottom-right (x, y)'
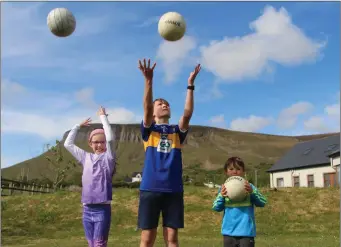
top-left (140, 121), bottom-right (188, 192)
top-left (212, 184), bottom-right (267, 237)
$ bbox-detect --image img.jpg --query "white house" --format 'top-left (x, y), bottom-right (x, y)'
top-left (268, 134), bottom-right (340, 188)
top-left (203, 182), bottom-right (221, 188)
top-left (131, 172), bottom-right (142, 183)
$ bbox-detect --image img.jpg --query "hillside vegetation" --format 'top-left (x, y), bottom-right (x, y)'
top-left (1, 186), bottom-right (339, 247)
top-left (1, 123), bottom-right (337, 183)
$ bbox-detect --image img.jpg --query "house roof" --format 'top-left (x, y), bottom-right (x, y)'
top-left (327, 149), bottom-right (340, 157)
top-left (268, 134), bottom-right (340, 172)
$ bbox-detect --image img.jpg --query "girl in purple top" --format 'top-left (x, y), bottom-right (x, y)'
top-left (64, 106), bottom-right (116, 247)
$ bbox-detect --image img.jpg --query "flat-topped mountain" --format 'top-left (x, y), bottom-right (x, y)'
top-left (1, 123), bottom-right (337, 182)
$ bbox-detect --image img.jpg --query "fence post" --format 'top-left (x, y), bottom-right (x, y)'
top-left (9, 182), bottom-right (13, 196)
top-left (255, 169), bottom-right (258, 187)
top-left (40, 185), bottom-right (43, 194)
top-left (31, 183), bottom-right (35, 195)
top-left (23, 185), bottom-right (26, 195)
top-left (46, 184), bottom-right (50, 193)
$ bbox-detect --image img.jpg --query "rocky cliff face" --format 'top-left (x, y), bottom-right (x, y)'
top-left (61, 124), bottom-right (260, 145)
top-left (3, 123), bottom-right (338, 180)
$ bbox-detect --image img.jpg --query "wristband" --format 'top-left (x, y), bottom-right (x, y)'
top-left (187, 85), bottom-right (195, 90)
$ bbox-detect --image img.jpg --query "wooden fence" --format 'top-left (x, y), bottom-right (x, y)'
top-left (1, 178), bottom-right (64, 196)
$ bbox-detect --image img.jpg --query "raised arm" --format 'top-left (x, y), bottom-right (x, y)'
top-left (98, 106), bottom-right (115, 161)
top-left (139, 59), bottom-right (156, 127)
top-left (179, 64), bottom-right (201, 131)
top-left (64, 118), bottom-right (90, 164)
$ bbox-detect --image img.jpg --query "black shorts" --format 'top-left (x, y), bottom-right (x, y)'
top-left (223, 235), bottom-right (255, 247)
top-left (137, 190), bottom-right (184, 230)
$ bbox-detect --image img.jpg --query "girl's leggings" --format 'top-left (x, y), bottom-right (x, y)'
top-left (82, 204), bottom-right (111, 247)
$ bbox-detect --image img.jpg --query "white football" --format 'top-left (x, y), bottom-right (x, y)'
top-left (158, 12), bottom-right (186, 42)
top-left (224, 176), bottom-right (247, 202)
top-left (47, 8), bottom-right (76, 37)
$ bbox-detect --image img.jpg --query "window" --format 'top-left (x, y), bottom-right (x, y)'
top-left (277, 178), bottom-right (284, 188)
top-left (293, 176), bottom-right (300, 187)
top-left (324, 173), bottom-right (332, 187)
top-left (307, 175), bottom-right (314, 187)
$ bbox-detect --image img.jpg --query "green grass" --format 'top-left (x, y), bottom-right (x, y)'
top-left (1, 186), bottom-right (339, 247)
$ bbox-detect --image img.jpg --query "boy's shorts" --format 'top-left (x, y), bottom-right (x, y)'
top-left (223, 236), bottom-right (255, 247)
top-left (137, 190), bottom-right (184, 230)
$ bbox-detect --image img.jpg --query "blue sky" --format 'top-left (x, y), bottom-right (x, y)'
top-left (1, 2), bottom-right (340, 168)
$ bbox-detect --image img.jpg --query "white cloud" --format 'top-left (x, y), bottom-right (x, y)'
top-left (229, 115), bottom-right (273, 132)
top-left (1, 79), bottom-right (141, 139)
top-left (135, 16), bottom-right (160, 28)
top-left (1, 108), bottom-right (140, 140)
top-left (1, 3), bottom-right (139, 75)
top-left (193, 83), bottom-right (224, 102)
top-left (156, 36), bottom-right (197, 84)
top-left (1, 79), bottom-right (74, 112)
top-left (303, 116), bottom-right (331, 133)
top-left (75, 87), bottom-right (97, 108)
top-left (199, 6), bottom-right (325, 82)
top-left (1, 111), bottom-right (79, 139)
top-left (325, 103), bottom-right (339, 118)
top-left (209, 114), bottom-right (226, 128)
top-left (73, 16), bottom-right (112, 37)
top-left (2, 3), bottom-right (46, 59)
top-left (2, 3), bottom-right (111, 59)
top-left (301, 93), bottom-right (340, 133)
top-left (107, 108), bottom-right (142, 123)
top-left (277, 101), bottom-right (313, 129)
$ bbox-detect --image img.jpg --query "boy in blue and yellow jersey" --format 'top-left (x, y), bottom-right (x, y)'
top-left (137, 58), bottom-right (201, 247)
top-left (212, 157), bottom-right (267, 247)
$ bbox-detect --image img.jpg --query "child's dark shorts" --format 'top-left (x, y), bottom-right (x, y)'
top-left (223, 235), bottom-right (255, 247)
top-left (137, 190), bottom-right (184, 230)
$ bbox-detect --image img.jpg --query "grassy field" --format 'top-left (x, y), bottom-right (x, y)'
top-left (1, 186), bottom-right (340, 247)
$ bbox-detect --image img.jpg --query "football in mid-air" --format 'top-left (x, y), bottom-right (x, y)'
top-left (47, 8), bottom-right (76, 37)
top-left (158, 12), bottom-right (186, 42)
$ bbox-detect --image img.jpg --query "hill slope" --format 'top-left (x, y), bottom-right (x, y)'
top-left (1, 123), bottom-right (338, 181)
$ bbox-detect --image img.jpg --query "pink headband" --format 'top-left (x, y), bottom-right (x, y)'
top-left (89, 129), bottom-right (105, 142)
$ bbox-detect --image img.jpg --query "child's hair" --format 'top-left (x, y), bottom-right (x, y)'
top-left (224, 156), bottom-right (245, 171)
top-left (88, 129), bottom-right (105, 142)
top-left (153, 98), bottom-right (170, 106)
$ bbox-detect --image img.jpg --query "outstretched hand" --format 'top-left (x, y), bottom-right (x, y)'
top-left (80, 118), bottom-right (91, 127)
top-left (188, 64), bottom-right (201, 86)
top-left (138, 59), bottom-right (156, 82)
top-left (97, 106), bottom-right (108, 116)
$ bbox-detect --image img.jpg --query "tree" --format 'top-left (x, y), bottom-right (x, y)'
top-left (43, 140), bottom-right (77, 191)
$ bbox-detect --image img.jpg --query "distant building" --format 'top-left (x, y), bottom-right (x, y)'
top-left (131, 172), bottom-right (143, 183)
top-left (204, 182), bottom-right (220, 188)
top-left (268, 134), bottom-right (340, 188)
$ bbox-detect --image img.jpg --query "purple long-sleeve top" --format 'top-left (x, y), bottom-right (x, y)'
top-left (64, 115), bottom-right (116, 205)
